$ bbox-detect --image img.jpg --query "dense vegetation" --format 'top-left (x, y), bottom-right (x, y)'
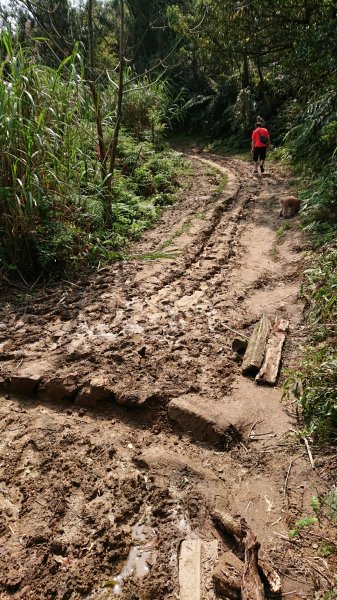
top-left (0, 0), bottom-right (336, 441)
top-left (0, 32), bottom-right (183, 280)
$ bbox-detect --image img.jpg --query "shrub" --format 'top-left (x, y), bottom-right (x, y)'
top-left (0, 34), bottom-right (184, 280)
top-left (284, 247), bottom-right (337, 442)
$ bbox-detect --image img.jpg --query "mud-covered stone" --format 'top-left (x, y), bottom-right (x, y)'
top-left (136, 447), bottom-right (217, 480)
top-left (168, 395), bottom-right (240, 448)
top-left (6, 360), bottom-right (54, 396)
top-left (75, 375), bottom-right (114, 408)
top-left (114, 387), bottom-right (162, 406)
top-left (37, 376), bottom-right (78, 402)
top-left (212, 552), bottom-right (243, 600)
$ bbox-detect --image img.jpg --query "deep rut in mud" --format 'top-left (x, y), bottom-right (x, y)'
top-left (0, 153), bottom-right (335, 599)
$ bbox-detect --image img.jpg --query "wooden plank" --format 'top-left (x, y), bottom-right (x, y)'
top-left (201, 540), bottom-right (219, 600)
top-left (179, 539), bottom-right (201, 600)
top-left (255, 318), bottom-right (289, 385)
top-left (241, 315), bottom-right (271, 376)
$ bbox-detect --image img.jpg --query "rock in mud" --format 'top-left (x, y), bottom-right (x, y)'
top-left (37, 376), bottom-right (78, 402)
top-left (5, 360), bottom-right (54, 396)
top-left (136, 447), bottom-right (217, 480)
top-left (212, 551), bottom-right (243, 600)
top-left (114, 386), bottom-right (163, 406)
top-left (75, 375), bottom-right (115, 407)
top-left (168, 395), bottom-right (240, 448)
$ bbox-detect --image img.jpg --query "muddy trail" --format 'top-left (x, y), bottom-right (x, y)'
top-left (0, 152), bottom-right (335, 600)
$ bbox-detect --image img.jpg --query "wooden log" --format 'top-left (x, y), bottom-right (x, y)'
top-left (255, 318), bottom-right (289, 385)
top-left (212, 511), bottom-right (281, 596)
top-left (241, 519), bottom-right (266, 600)
top-left (258, 550), bottom-right (282, 594)
top-left (212, 552), bottom-right (243, 600)
top-left (241, 315), bottom-right (271, 376)
top-left (211, 509), bottom-right (243, 542)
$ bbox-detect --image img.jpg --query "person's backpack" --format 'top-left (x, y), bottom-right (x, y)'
top-left (259, 129), bottom-right (269, 145)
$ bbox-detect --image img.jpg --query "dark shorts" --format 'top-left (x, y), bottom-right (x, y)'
top-left (253, 146), bottom-right (267, 162)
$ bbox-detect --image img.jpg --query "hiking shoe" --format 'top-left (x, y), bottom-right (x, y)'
top-left (260, 164), bottom-right (265, 173)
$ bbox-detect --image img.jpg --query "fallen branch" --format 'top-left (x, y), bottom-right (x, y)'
top-left (302, 436), bottom-right (315, 470)
top-left (221, 322), bottom-right (249, 340)
top-left (211, 508), bottom-right (243, 542)
top-left (283, 455), bottom-right (302, 497)
top-left (241, 519), bottom-right (266, 600)
top-left (212, 511), bottom-right (282, 596)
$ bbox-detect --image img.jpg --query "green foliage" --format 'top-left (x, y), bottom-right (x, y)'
top-left (285, 246), bottom-right (337, 442)
top-left (276, 222), bottom-right (291, 239)
top-left (0, 33), bottom-right (93, 278)
top-left (284, 341), bottom-right (337, 442)
top-left (303, 248), bottom-right (337, 331)
top-left (289, 489), bottom-right (337, 539)
top-left (120, 72), bottom-right (186, 142)
top-left (288, 517), bottom-right (318, 539)
top-left (312, 488), bottom-right (337, 524)
top-left (283, 89), bottom-right (337, 168)
top-left (314, 590), bottom-right (337, 600)
top-left (234, 88), bottom-right (256, 136)
top-left (284, 245), bottom-right (337, 442)
top-left (0, 34), bottom-right (183, 280)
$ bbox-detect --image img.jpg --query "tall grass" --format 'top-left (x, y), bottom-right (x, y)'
top-left (0, 33), bottom-right (183, 280)
top-left (281, 89), bottom-right (337, 443)
top-left (0, 32), bottom-right (96, 278)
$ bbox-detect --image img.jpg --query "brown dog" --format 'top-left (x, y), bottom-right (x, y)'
top-left (279, 195), bottom-right (300, 218)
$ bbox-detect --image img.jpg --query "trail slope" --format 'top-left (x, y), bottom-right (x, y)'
top-left (0, 154), bottom-right (330, 599)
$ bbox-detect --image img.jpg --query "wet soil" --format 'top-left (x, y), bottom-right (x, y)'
top-left (0, 151), bottom-right (336, 599)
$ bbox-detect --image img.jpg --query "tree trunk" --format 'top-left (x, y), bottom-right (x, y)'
top-left (87, 0), bottom-right (111, 226)
top-left (242, 53), bottom-right (250, 88)
top-left (256, 55), bottom-right (265, 92)
top-left (107, 0), bottom-right (125, 190)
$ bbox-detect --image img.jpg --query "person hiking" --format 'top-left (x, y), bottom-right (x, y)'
top-left (251, 121), bottom-right (270, 175)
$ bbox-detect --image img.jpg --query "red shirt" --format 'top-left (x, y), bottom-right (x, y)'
top-left (252, 127), bottom-right (269, 148)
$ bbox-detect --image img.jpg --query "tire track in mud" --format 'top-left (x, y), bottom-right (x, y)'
top-left (0, 155), bottom-right (248, 406)
top-left (0, 153), bottom-right (330, 600)
top-left (0, 154), bottom-right (298, 409)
